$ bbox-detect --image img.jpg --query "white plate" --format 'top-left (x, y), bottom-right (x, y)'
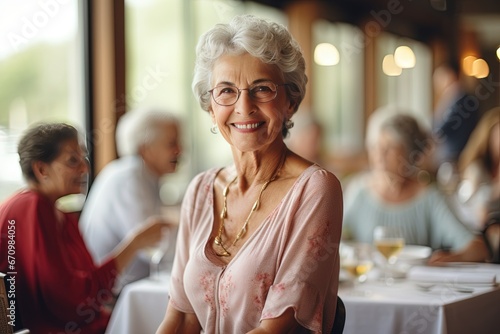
top-left (396, 245), bottom-right (432, 265)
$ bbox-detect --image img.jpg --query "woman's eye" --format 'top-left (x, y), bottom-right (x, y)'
top-left (67, 158), bottom-right (79, 166)
top-left (220, 87), bottom-right (237, 94)
top-left (254, 85), bottom-right (272, 92)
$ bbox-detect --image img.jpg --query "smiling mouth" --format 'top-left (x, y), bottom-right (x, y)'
top-left (233, 122), bottom-right (264, 130)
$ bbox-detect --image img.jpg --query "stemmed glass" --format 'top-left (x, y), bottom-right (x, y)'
top-left (341, 243), bottom-right (374, 284)
top-left (373, 226), bottom-right (405, 284)
top-left (147, 228), bottom-right (174, 281)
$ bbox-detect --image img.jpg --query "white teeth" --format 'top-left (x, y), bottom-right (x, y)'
top-left (234, 123), bottom-right (261, 129)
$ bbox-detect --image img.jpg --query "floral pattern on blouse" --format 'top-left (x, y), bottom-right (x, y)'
top-left (252, 272), bottom-right (274, 311)
top-left (199, 271), bottom-right (216, 311)
top-left (219, 272), bottom-right (235, 318)
top-left (307, 221), bottom-right (331, 262)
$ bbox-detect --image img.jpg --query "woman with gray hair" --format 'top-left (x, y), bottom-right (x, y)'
top-left (157, 15), bottom-right (343, 333)
top-left (342, 110), bottom-right (488, 264)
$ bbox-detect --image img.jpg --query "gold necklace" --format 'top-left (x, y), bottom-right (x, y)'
top-left (214, 155), bottom-right (286, 257)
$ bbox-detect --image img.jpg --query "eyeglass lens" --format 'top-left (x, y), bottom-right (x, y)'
top-left (210, 81), bottom-right (279, 106)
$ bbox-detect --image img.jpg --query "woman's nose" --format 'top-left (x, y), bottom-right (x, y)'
top-left (234, 90), bottom-right (256, 115)
top-left (81, 158), bottom-right (90, 174)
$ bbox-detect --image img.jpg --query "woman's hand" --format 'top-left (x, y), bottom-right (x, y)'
top-left (428, 237), bottom-right (489, 264)
top-left (129, 216), bottom-right (171, 250)
top-left (156, 302), bottom-right (201, 334)
top-left (428, 249), bottom-right (458, 264)
top-left (110, 216), bottom-right (173, 273)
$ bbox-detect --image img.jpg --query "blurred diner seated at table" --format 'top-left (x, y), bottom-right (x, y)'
top-left (80, 108), bottom-right (182, 292)
top-left (456, 107), bottom-right (500, 261)
top-left (341, 108), bottom-right (488, 264)
top-left (456, 107), bottom-right (500, 225)
top-left (156, 14), bottom-right (343, 334)
top-left (0, 122), bottom-right (169, 333)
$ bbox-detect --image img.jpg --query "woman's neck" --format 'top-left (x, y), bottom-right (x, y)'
top-left (28, 182), bottom-right (58, 205)
top-left (232, 145), bottom-right (289, 189)
top-left (371, 171), bottom-right (423, 203)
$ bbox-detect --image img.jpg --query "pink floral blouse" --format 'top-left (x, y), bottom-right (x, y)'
top-left (169, 165), bottom-right (343, 333)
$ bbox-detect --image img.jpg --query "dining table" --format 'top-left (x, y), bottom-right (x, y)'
top-left (105, 272), bottom-right (171, 334)
top-left (338, 263), bottom-right (500, 334)
top-left (105, 263), bottom-right (500, 334)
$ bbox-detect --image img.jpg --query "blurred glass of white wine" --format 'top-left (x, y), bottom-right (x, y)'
top-left (373, 226), bottom-right (405, 265)
top-left (341, 243), bottom-right (374, 283)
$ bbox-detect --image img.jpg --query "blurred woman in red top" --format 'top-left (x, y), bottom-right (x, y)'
top-left (0, 123), bottom-right (167, 333)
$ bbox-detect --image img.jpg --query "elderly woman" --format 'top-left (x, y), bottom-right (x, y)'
top-left (342, 109), bottom-right (488, 264)
top-left (0, 123), bottom-right (168, 333)
top-left (156, 15), bottom-right (343, 334)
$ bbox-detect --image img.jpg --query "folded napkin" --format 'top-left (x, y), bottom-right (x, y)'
top-left (407, 266), bottom-right (497, 285)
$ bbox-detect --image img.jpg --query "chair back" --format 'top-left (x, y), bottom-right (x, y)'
top-left (1, 273), bottom-right (30, 334)
top-left (482, 215), bottom-right (500, 264)
top-left (331, 296), bottom-right (346, 334)
top-left (1, 272), bottom-right (14, 334)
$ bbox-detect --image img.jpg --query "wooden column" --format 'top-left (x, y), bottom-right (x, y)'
top-left (285, 0), bottom-right (322, 112)
top-left (90, 0), bottom-right (126, 175)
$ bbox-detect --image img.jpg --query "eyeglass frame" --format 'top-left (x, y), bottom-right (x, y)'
top-left (207, 80), bottom-right (290, 107)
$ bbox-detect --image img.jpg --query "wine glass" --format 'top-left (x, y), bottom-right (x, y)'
top-left (373, 226), bottom-right (405, 284)
top-left (341, 243), bottom-right (374, 284)
top-left (147, 228), bottom-right (174, 280)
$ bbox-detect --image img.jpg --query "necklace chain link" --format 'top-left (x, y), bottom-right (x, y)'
top-left (214, 154), bottom-right (286, 257)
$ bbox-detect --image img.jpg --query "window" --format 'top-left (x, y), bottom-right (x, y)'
top-left (312, 20), bottom-right (365, 153)
top-left (376, 32), bottom-right (432, 127)
top-left (0, 0), bottom-right (85, 201)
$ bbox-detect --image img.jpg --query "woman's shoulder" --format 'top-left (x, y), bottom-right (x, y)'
top-left (184, 167), bottom-right (221, 199)
top-left (1, 189), bottom-right (43, 207)
top-left (294, 165), bottom-right (342, 197)
top-left (301, 164), bottom-right (339, 182)
top-left (0, 190), bottom-right (48, 221)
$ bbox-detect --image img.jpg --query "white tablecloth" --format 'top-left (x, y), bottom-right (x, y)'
top-left (105, 274), bottom-right (170, 334)
top-left (339, 276), bottom-right (500, 334)
top-left (105, 265), bottom-right (500, 334)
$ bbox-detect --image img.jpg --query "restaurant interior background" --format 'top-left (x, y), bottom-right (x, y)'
top-left (0, 0), bottom-right (499, 207)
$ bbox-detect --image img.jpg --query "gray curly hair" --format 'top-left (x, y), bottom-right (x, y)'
top-left (192, 15), bottom-right (307, 135)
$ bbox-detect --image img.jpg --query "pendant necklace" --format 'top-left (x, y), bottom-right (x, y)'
top-left (214, 154), bottom-right (286, 257)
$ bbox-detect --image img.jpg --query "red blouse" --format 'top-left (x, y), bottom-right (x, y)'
top-left (0, 190), bottom-right (118, 333)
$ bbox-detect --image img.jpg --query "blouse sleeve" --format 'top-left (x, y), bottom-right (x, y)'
top-left (428, 188), bottom-right (476, 250)
top-left (261, 169), bottom-right (343, 332)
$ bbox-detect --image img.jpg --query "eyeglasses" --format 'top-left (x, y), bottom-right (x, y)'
top-left (208, 80), bottom-right (288, 106)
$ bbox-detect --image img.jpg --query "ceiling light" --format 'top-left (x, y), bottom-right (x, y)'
top-left (314, 43), bottom-right (340, 66)
top-left (394, 46), bottom-right (416, 68)
top-left (472, 58), bottom-right (489, 79)
top-left (382, 54), bottom-right (402, 76)
top-left (462, 55), bottom-right (477, 76)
